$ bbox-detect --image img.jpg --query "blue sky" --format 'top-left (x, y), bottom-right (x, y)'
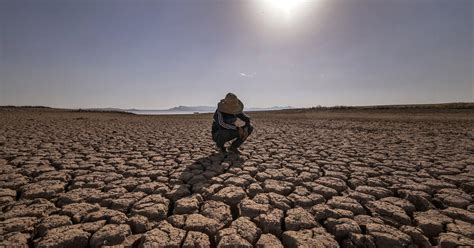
top-left (1, 0), bottom-right (472, 109)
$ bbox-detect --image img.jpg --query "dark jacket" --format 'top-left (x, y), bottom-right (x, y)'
top-left (212, 110), bottom-right (251, 133)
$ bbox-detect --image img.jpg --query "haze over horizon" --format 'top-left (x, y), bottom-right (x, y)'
top-left (1, 0), bottom-right (472, 109)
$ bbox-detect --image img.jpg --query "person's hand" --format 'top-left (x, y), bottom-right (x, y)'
top-left (238, 127), bottom-right (248, 140)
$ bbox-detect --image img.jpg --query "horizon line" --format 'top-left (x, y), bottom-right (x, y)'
top-left (1, 101), bottom-right (473, 111)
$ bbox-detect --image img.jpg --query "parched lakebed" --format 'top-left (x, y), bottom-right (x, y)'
top-left (1, 108), bottom-right (473, 247)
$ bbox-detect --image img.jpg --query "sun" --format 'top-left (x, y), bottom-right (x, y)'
top-left (263, 0), bottom-right (308, 17)
top-left (254, 0), bottom-right (320, 27)
top-left (266, 0), bottom-right (305, 13)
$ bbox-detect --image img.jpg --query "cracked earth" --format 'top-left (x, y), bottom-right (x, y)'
top-left (0, 108), bottom-right (473, 247)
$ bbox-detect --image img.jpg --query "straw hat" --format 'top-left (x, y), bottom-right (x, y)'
top-left (218, 93), bottom-right (244, 114)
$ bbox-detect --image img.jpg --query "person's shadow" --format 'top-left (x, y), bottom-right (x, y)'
top-left (179, 152), bottom-right (245, 194)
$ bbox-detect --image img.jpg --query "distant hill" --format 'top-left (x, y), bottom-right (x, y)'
top-left (247, 106), bottom-right (293, 111)
top-left (166, 106), bottom-right (215, 112)
top-left (0, 105), bottom-right (52, 109)
top-left (127, 105), bottom-right (293, 113)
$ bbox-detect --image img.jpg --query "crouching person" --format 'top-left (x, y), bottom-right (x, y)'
top-left (212, 93), bottom-right (253, 154)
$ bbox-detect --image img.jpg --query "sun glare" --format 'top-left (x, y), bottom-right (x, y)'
top-left (263, 0), bottom-right (308, 18)
top-left (256, 0), bottom-right (317, 25)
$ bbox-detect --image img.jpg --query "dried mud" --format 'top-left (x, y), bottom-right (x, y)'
top-left (1, 108), bottom-right (473, 247)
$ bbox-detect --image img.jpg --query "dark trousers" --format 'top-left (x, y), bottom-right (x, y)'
top-left (212, 126), bottom-right (253, 149)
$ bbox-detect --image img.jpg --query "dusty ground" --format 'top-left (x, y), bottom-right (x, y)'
top-left (0, 108), bottom-right (473, 247)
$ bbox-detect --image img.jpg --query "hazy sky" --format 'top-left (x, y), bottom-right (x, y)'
top-left (1, 0), bottom-right (472, 109)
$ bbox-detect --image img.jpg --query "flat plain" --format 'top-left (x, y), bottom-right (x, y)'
top-left (1, 107), bottom-right (473, 247)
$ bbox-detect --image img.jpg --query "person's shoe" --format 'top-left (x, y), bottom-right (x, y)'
top-left (217, 145), bottom-right (227, 154)
top-left (228, 146), bottom-right (241, 155)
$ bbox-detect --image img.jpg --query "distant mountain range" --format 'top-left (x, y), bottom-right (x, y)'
top-left (166, 106), bottom-right (215, 112)
top-left (3, 103), bottom-right (473, 113)
top-left (127, 105), bottom-right (293, 113)
top-left (74, 102), bottom-right (474, 114)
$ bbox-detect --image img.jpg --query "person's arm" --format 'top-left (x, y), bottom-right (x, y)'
top-left (237, 112), bottom-right (251, 128)
top-left (214, 110), bottom-right (237, 130)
